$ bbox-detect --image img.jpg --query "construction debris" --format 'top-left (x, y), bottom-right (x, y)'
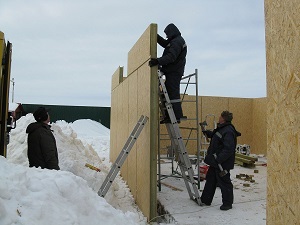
top-left (236, 173), bottom-right (256, 187)
top-left (235, 152), bottom-right (258, 167)
top-left (85, 163), bottom-right (101, 172)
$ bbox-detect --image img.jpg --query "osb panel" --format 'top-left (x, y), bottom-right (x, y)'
top-left (110, 88), bottom-right (118, 162)
top-left (265, 0), bottom-right (300, 224)
top-left (110, 24), bottom-right (158, 221)
top-left (111, 66), bottom-right (123, 91)
top-left (136, 64), bottom-right (152, 218)
top-left (127, 23), bottom-right (156, 76)
top-left (252, 98), bottom-right (267, 155)
top-left (127, 71), bottom-right (138, 199)
top-left (201, 96), bottom-right (229, 128)
top-left (120, 78), bottom-right (129, 181)
top-left (228, 98), bottom-right (253, 147)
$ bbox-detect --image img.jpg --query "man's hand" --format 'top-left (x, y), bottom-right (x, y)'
top-left (148, 58), bottom-right (159, 67)
top-left (204, 154), bottom-right (218, 168)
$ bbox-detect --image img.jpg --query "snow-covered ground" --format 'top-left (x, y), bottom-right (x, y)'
top-left (2, 114), bottom-right (147, 225)
top-left (2, 114), bottom-right (267, 225)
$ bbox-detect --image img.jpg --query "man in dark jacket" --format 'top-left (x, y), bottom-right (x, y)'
top-left (149, 23), bottom-right (187, 123)
top-left (26, 107), bottom-right (60, 170)
top-left (200, 111), bottom-right (240, 210)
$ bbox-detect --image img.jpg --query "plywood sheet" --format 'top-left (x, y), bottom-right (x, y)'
top-left (111, 66), bottom-right (123, 91)
top-left (127, 71), bottom-right (138, 199)
top-left (228, 98), bottom-right (253, 147)
top-left (120, 77), bottom-right (129, 180)
top-left (252, 98), bottom-right (267, 155)
top-left (265, 0), bottom-right (300, 224)
top-left (201, 96), bottom-right (229, 128)
top-left (127, 23), bottom-right (157, 76)
top-left (110, 89), bottom-right (118, 162)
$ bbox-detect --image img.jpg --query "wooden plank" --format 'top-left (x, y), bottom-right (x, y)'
top-left (235, 156), bottom-right (255, 164)
top-left (235, 153), bottom-right (258, 161)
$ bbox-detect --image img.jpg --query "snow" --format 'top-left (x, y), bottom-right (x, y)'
top-left (2, 114), bottom-right (267, 225)
top-left (3, 114), bottom-right (146, 225)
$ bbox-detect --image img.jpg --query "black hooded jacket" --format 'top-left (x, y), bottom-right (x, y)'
top-left (204, 122), bottom-right (240, 170)
top-left (26, 122), bottom-right (60, 170)
top-left (157, 23), bottom-right (187, 74)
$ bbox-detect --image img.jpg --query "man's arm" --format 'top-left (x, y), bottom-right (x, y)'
top-left (157, 34), bottom-right (169, 48)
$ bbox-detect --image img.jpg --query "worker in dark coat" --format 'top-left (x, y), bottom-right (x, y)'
top-left (200, 111), bottom-right (241, 210)
top-left (26, 107), bottom-right (60, 170)
top-left (149, 23), bottom-right (187, 123)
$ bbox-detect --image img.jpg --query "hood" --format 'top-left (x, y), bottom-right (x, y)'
top-left (217, 122), bottom-right (241, 137)
top-left (26, 122), bottom-right (45, 134)
top-left (164, 23), bottom-right (181, 39)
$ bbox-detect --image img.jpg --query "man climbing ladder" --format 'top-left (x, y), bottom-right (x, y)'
top-left (153, 68), bottom-right (202, 206)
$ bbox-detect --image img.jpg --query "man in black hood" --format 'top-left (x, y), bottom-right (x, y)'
top-left (26, 107), bottom-right (60, 170)
top-left (149, 23), bottom-right (187, 123)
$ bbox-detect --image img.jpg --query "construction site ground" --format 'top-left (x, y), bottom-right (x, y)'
top-left (157, 156), bottom-right (267, 225)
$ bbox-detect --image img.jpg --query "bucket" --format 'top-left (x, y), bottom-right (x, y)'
top-left (199, 165), bottom-right (209, 180)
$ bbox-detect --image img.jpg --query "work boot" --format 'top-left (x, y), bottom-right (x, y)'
top-left (220, 204), bottom-right (232, 210)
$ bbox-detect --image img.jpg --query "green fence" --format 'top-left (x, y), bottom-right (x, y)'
top-left (22, 104), bottom-right (111, 129)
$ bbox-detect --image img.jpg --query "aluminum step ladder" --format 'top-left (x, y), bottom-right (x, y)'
top-left (98, 115), bottom-right (148, 197)
top-left (157, 69), bottom-right (202, 205)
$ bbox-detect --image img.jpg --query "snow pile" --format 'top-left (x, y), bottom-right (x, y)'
top-left (2, 114), bottom-right (147, 225)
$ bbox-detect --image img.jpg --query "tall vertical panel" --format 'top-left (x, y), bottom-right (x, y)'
top-left (228, 98), bottom-right (253, 146)
top-left (121, 78), bottom-right (129, 180)
top-left (110, 67), bottom-right (124, 163)
top-left (110, 24), bottom-right (158, 221)
top-left (252, 98), bottom-right (267, 154)
top-left (265, 0), bottom-right (300, 224)
top-left (127, 72), bottom-right (138, 199)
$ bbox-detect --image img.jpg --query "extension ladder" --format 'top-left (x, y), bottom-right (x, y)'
top-left (98, 115), bottom-right (148, 197)
top-left (157, 69), bottom-right (202, 205)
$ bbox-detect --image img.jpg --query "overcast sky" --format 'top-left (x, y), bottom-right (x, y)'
top-left (2, 0), bottom-right (266, 107)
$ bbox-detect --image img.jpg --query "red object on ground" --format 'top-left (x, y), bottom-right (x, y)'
top-left (199, 165), bottom-right (209, 180)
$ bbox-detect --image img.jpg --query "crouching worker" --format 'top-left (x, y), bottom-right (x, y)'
top-left (26, 107), bottom-right (60, 170)
top-left (201, 111), bottom-right (241, 210)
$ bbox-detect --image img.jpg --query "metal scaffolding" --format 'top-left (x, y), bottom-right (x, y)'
top-left (157, 69), bottom-right (201, 190)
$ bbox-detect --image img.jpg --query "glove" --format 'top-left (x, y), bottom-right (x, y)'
top-left (202, 130), bottom-right (208, 135)
top-left (204, 154), bottom-right (218, 168)
top-left (148, 58), bottom-right (159, 67)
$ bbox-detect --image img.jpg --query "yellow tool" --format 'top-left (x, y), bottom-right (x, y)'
top-left (85, 163), bottom-right (101, 172)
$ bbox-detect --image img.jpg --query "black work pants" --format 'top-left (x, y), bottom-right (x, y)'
top-left (201, 166), bottom-right (233, 206)
top-left (164, 72), bottom-right (183, 119)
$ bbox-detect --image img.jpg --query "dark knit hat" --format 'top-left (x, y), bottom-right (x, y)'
top-left (221, 110), bottom-right (233, 122)
top-left (33, 107), bottom-right (49, 122)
